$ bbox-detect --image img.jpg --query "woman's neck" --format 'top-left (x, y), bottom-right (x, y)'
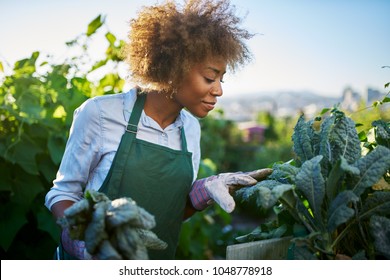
top-left (143, 91), bottom-right (182, 129)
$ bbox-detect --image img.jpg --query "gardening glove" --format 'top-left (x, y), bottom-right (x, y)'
top-left (190, 168), bottom-right (272, 213)
top-left (61, 228), bottom-right (95, 260)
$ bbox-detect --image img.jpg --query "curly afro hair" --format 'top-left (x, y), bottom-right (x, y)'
top-left (122, 0), bottom-right (254, 92)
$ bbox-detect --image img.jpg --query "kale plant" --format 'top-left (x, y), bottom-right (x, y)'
top-left (236, 109), bottom-right (390, 259)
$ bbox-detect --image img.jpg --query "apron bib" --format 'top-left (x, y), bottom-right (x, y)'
top-left (99, 93), bottom-right (193, 259)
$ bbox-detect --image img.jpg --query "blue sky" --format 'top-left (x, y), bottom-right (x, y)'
top-left (1, 0), bottom-right (389, 97)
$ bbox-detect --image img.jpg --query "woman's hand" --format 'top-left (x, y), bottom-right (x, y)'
top-left (190, 168), bottom-right (272, 213)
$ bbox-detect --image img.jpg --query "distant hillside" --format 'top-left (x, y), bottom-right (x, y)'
top-left (217, 86), bottom-right (389, 122)
top-left (217, 90), bottom-right (340, 121)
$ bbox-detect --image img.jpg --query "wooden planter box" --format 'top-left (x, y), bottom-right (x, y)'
top-left (226, 237), bottom-right (292, 260)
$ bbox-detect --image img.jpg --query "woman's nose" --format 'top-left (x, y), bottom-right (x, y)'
top-left (211, 82), bottom-right (223, 96)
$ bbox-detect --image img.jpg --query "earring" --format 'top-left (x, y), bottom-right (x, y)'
top-left (166, 81), bottom-right (176, 99)
top-left (169, 88), bottom-right (177, 99)
top-left (165, 89), bottom-right (176, 99)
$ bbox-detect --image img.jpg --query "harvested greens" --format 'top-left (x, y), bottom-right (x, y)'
top-left (57, 190), bottom-right (167, 259)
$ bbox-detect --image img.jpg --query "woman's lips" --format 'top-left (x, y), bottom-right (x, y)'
top-left (203, 101), bottom-right (216, 111)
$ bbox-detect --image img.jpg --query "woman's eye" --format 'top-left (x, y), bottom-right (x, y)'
top-left (205, 77), bottom-right (224, 83)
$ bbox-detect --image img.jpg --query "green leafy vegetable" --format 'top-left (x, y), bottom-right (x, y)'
top-left (237, 109), bottom-right (390, 259)
top-left (57, 190), bottom-right (167, 260)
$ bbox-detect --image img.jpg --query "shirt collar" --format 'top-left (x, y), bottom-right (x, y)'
top-left (141, 111), bottom-right (183, 132)
top-left (123, 88), bottom-right (184, 131)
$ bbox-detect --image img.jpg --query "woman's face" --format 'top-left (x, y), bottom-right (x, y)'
top-left (174, 57), bottom-right (227, 118)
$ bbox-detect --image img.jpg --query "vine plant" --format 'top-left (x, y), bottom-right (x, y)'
top-left (0, 15), bottom-right (125, 259)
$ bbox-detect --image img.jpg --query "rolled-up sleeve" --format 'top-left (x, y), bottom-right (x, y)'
top-left (181, 111), bottom-right (201, 183)
top-left (45, 98), bottom-right (102, 210)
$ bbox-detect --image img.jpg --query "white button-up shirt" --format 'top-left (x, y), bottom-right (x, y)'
top-left (45, 88), bottom-right (201, 210)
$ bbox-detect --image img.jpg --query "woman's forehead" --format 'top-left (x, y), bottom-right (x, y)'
top-left (196, 57), bottom-right (227, 73)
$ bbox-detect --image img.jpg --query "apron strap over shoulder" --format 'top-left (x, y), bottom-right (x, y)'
top-left (180, 127), bottom-right (188, 153)
top-left (127, 93), bottom-right (146, 130)
top-left (100, 93), bottom-right (146, 199)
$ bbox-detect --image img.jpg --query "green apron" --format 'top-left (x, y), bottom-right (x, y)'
top-left (99, 93), bottom-right (194, 259)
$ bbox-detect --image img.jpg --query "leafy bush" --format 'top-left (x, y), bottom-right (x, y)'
top-left (0, 15), bottom-right (125, 259)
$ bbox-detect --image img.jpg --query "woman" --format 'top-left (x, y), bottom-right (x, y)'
top-left (45, 0), bottom-right (271, 260)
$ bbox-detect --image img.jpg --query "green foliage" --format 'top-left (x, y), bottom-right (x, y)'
top-left (87, 15), bottom-right (105, 37)
top-left (177, 207), bottom-right (233, 259)
top-left (236, 108), bottom-right (390, 259)
top-left (245, 112), bottom-right (295, 171)
top-left (199, 109), bottom-right (248, 172)
top-left (257, 112), bottom-right (296, 145)
top-left (0, 15), bottom-right (125, 259)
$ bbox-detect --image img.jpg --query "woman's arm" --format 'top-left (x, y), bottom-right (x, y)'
top-left (46, 98), bottom-right (104, 259)
top-left (45, 98), bottom-right (102, 210)
top-left (183, 197), bottom-right (197, 220)
top-left (50, 200), bottom-right (75, 219)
